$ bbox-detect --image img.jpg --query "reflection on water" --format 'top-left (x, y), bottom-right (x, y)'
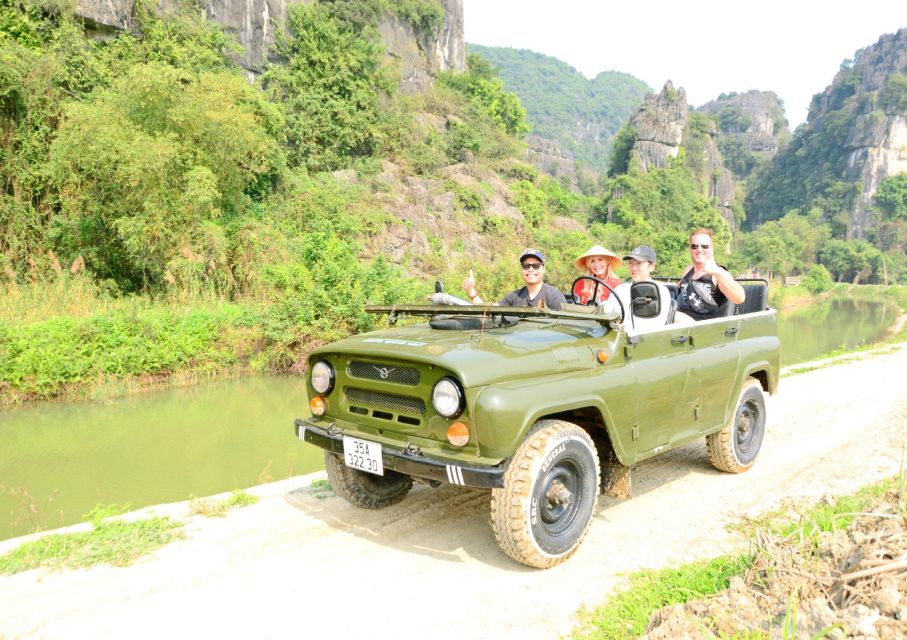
top-left (1, 295), bottom-right (899, 541)
top-left (0, 377), bottom-right (319, 541)
top-left (777, 296), bottom-right (898, 366)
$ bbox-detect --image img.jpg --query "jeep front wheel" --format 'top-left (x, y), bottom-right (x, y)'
top-left (490, 420), bottom-right (600, 569)
top-left (706, 377), bottom-right (766, 473)
top-left (324, 452), bottom-right (413, 509)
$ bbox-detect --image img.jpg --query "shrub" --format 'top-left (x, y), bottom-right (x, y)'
top-left (803, 264), bottom-right (833, 293)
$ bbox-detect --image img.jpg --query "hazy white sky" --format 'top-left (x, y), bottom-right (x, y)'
top-left (461, 1), bottom-right (906, 129)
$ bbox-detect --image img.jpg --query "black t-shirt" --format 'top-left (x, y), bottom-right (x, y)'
top-left (676, 269), bottom-right (729, 320)
top-left (500, 283), bottom-right (566, 310)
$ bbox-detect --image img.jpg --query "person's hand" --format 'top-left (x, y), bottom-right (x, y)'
top-left (462, 270), bottom-right (477, 297)
top-left (700, 258), bottom-right (722, 276)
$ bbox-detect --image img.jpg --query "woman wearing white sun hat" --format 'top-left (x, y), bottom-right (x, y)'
top-left (572, 244), bottom-right (622, 305)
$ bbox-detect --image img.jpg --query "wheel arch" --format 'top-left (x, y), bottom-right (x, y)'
top-left (534, 405), bottom-right (626, 468)
top-left (740, 363), bottom-right (776, 395)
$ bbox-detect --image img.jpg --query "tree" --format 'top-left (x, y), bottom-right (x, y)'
top-left (439, 54), bottom-right (530, 136)
top-left (873, 174), bottom-right (907, 221)
top-left (50, 63), bottom-right (283, 291)
top-left (263, 3), bottom-right (391, 171)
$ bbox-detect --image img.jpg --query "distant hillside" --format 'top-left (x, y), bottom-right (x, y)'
top-left (468, 44), bottom-right (650, 172)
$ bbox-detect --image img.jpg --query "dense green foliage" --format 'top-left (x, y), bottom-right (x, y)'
top-left (319, 0), bottom-right (443, 34)
top-left (594, 157), bottom-right (732, 276)
top-left (745, 109), bottom-right (859, 229)
top-left (0, 305), bottom-right (243, 398)
top-left (468, 44), bottom-right (650, 172)
top-left (738, 207), bottom-right (906, 284)
top-left (438, 54), bottom-right (529, 136)
top-left (263, 3), bottom-right (389, 171)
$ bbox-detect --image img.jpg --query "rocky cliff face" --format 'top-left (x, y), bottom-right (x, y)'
top-left (630, 81), bottom-right (688, 172)
top-left (627, 81), bottom-right (739, 229)
top-left (688, 118), bottom-right (737, 226)
top-left (810, 28), bottom-right (907, 239)
top-left (377, 0), bottom-right (465, 93)
top-left (523, 135), bottom-right (594, 193)
top-left (74, 0), bottom-right (466, 82)
top-left (697, 90), bottom-right (790, 161)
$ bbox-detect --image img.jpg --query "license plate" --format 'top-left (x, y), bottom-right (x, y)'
top-left (343, 436), bottom-right (384, 476)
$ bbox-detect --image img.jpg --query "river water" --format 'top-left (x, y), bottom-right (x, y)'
top-left (0, 295), bottom-right (899, 541)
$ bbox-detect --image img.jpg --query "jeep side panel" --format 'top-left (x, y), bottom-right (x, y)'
top-left (622, 322), bottom-right (701, 457)
top-left (687, 315), bottom-right (743, 431)
top-left (470, 356), bottom-right (638, 463)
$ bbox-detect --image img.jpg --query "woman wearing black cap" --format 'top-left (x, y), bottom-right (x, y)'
top-left (462, 247), bottom-right (566, 310)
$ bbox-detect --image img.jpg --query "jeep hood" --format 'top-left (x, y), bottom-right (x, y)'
top-left (311, 320), bottom-right (608, 387)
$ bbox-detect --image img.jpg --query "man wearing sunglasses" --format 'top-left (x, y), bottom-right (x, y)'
top-left (676, 228), bottom-right (745, 320)
top-left (462, 248), bottom-right (567, 310)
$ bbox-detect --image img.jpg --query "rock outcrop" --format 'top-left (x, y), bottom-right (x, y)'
top-left (697, 90), bottom-right (790, 162)
top-left (630, 81), bottom-right (689, 172)
top-left (685, 118), bottom-right (736, 226)
top-left (526, 135), bottom-right (598, 193)
top-left (378, 0), bottom-right (465, 93)
top-left (625, 81), bottom-right (739, 229)
top-left (74, 0), bottom-right (466, 82)
top-left (808, 28), bottom-right (907, 239)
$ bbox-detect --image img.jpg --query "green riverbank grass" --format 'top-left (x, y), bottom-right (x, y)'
top-left (188, 490), bottom-right (259, 518)
top-left (572, 555), bottom-right (752, 639)
top-left (0, 304), bottom-right (251, 405)
top-left (0, 505), bottom-right (183, 575)
top-left (572, 474), bottom-right (905, 639)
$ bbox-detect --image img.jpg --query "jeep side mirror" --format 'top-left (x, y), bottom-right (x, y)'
top-left (435, 279), bottom-right (444, 294)
top-left (630, 282), bottom-right (661, 319)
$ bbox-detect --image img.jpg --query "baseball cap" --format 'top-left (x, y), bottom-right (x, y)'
top-left (624, 245), bottom-right (657, 263)
top-left (519, 248), bottom-right (545, 264)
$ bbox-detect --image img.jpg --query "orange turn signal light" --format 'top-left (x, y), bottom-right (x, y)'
top-left (447, 421), bottom-right (470, 447)
top-left (596, 350), bottom-right (608, 363)
top-left (310, 396), bottom-right (326, 416)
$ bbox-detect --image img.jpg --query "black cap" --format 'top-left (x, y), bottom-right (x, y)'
top-left (519, 247), bottom-right (545, 264)
top-left (624, 245), bottom-right (657, 263)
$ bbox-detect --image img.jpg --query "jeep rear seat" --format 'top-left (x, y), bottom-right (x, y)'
top-left (734, 281), bottom-right (768, 315)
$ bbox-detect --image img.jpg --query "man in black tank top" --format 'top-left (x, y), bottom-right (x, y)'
top-left (676, 229), bottom-right (745, 321)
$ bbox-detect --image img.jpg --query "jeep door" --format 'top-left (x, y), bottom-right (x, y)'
top-left (628, 324), bottom-right (700, 458)
top-left (687, 316), bottom-right (741, 431)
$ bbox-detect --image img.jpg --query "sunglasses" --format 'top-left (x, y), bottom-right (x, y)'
top-left (521, 262), bottom-right (543, 271)
top-left (689, 243), bottom-right (711, 250)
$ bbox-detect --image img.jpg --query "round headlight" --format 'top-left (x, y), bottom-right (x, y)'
top-left (432, 378), bottom-right (463, 418)
top-left (311, 361), bottom-right (334, 395)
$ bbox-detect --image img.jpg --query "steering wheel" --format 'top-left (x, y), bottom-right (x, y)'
top-left (570, 276), bottom-right (625, 324)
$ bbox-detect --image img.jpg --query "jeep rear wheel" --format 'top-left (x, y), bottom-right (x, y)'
top-left (706, 377), bottom-right (766, 473)
top-left (490, 420), bottom-right (600, 569)
top-left (324, 452), bottom-right (413, 509)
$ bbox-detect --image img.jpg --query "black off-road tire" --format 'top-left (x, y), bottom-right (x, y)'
top-left (324, 452), bottom-right (413, 509)
top-left (706, 377), bottom-right (766, 473)
top-left (490, 420), bottom-right (601, 569)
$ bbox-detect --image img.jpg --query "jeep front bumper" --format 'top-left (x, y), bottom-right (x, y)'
top-left (295, 418), bottom-right (505, 489)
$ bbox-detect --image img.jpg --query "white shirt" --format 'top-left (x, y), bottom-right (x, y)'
top-left (614, 280), bottom-right (673, 332)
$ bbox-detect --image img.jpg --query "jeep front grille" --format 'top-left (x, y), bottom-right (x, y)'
top-left (347, 360), bottom-right (421, 385)
top-left (344, 387), bottom-right (426, 416)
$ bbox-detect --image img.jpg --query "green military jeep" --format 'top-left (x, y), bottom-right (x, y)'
top-left (294, 277), bottom-right (780, 568)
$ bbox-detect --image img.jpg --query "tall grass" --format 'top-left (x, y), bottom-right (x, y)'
top-left (0, 275), bottom-right (121, 324)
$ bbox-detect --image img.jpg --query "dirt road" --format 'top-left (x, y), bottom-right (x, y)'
top-left (2, 344), bottom-right (906, 640)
